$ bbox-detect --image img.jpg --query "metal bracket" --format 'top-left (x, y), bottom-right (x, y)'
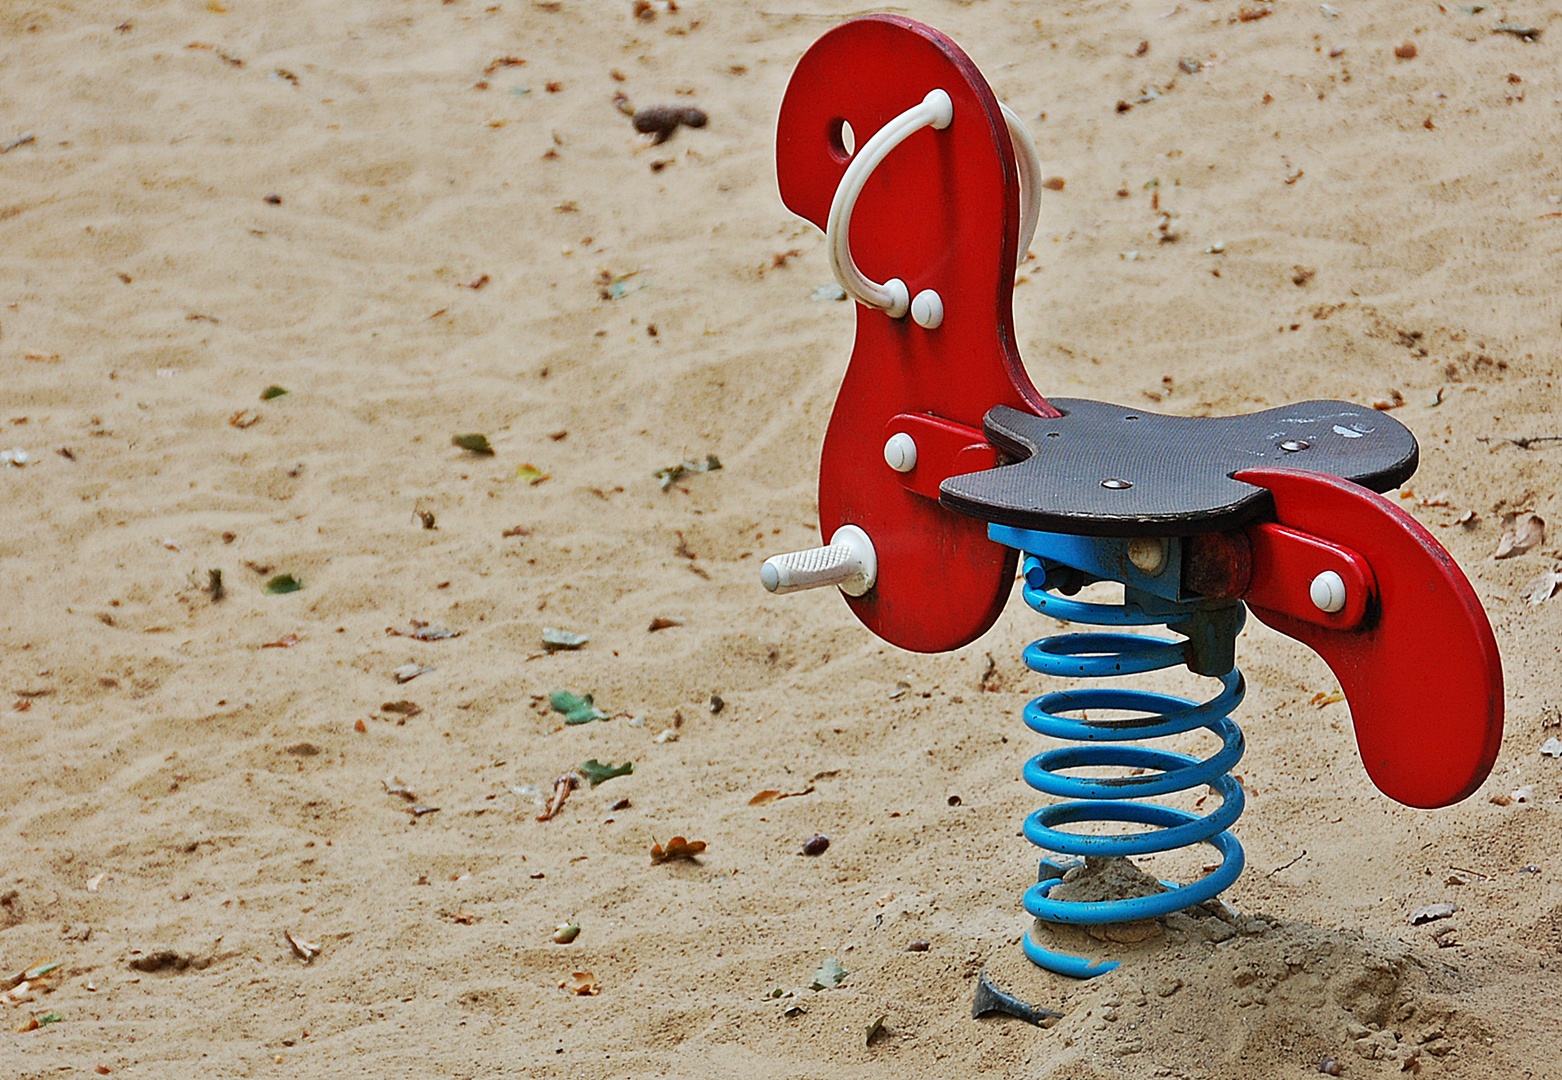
top-left (884, 413), bottom-right (998, 501)
top-left (1243, 522), bottom-right (1374, 630)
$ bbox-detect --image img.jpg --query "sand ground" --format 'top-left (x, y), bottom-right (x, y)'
top-left (3, 1), bottom-right (1562, 1077)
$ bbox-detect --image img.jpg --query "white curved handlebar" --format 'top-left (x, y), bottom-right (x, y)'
top-left (999, 101), bottom-right (1043, 271)
top-left (825, 89), bottom-right (951, 318)
top-left (824, 90), bottom-right (1045, 318)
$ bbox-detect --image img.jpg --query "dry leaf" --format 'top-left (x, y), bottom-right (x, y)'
top-left (260, 632), bottom-right (301, 649)
top-left (650, 835), bottom-right (707, 864)
top-left (561, 970), bottom-right (599, 996)
top-left (748, 785), bottom-right (814, 806)
top-left (386, 621), bottom-right (461, 641)
top-left (228, 409), bottom-right (261, 429)
top-left (285, 930), bottom-right (320, 963)
top-left (647, 616), bottom-right (682, 632)
top-left (483, 55), bottom-right (526, 76)
top-left (2, 981), bottom-right (33, 1005)
top-left (1522, 569), bottom-right (1562, 605)
top-left (1408, 902), bottom-right (1458, 925)
top-left (537, 773), bottom-right (581, 822)
top-left (1494, 513), bottom-right (1545, 559)
top-left (1310, 690), bottom-right (1345, 707)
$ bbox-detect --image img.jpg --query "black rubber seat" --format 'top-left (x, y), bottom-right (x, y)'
top-left (939, 399), bottom-right (1419, 537)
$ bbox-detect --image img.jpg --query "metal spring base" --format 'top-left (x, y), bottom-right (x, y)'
top-left (1014, 553), bottom-right (1247, 979)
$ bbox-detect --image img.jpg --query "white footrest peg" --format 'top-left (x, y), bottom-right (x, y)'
top-left (760, 524), bottom-right (878, 597)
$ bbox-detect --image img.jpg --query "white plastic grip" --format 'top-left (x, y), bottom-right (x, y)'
top-left (760, 525), bottom-right (878, 597)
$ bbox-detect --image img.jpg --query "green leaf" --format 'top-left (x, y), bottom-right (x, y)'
top-left (260, 385), bottom-right (289, 401)
top-left (38, 1011), bottom-right (62, 1026)
top-left (549, 689), bottom-right (606, 725)
top-left (598, 271), bottom-right (644, 301)
top-left (452, 433), bottom-right (494, 455)
top-left (579, 759), bottom-right (633, 787)
top-left (653, 454), bottom-right (723, 491)
top-left (809, 957), bottom-right (849, 991)
top-left (264, 574), bottom-right (303, 594)
top-left (542, 627), bottom-right (590, 651)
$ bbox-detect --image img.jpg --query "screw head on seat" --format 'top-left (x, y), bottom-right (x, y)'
top-left (1309, 570), bottom-right (1347, 613)
top-left (1127, 537), bottom-right (1168, 576)
top-left (910, 289), bottom-right (944, 329)
top-left (884, 432), bottom-right (919, 473)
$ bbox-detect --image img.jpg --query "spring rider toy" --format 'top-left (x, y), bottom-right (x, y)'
top-left (760, 16), bottom-right (1503, 979)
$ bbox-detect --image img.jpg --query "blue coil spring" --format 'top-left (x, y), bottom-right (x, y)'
top-left (1017, 555), bottom-right (1247, 979)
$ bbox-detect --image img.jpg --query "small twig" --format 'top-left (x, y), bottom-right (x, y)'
top-left (1268, 849), bottom-right (1307, 876)
top-left (1477, 434), bottom-right (1562, 450)
top-left (1, 133), bottom-right (36, 154)
top-left (1450, 864), bottom-right (1492, 881)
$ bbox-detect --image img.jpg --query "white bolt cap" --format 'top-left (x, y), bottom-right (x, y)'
top-left (1127, 536), bottom-right (1168, 576)
top-left (910, 289), bottom-right (944, 329)
top-left (881, 278), bottom-right (910, 319)
top-left (1309, 570), bottom-right (1347, 614)
top-left (884, 432), bottom-right (918, 473)
top-left (923, 88), bottom-right (954, 130)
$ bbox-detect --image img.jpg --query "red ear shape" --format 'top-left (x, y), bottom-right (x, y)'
top-left (1236, 467), bottom-right (1502, 809)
